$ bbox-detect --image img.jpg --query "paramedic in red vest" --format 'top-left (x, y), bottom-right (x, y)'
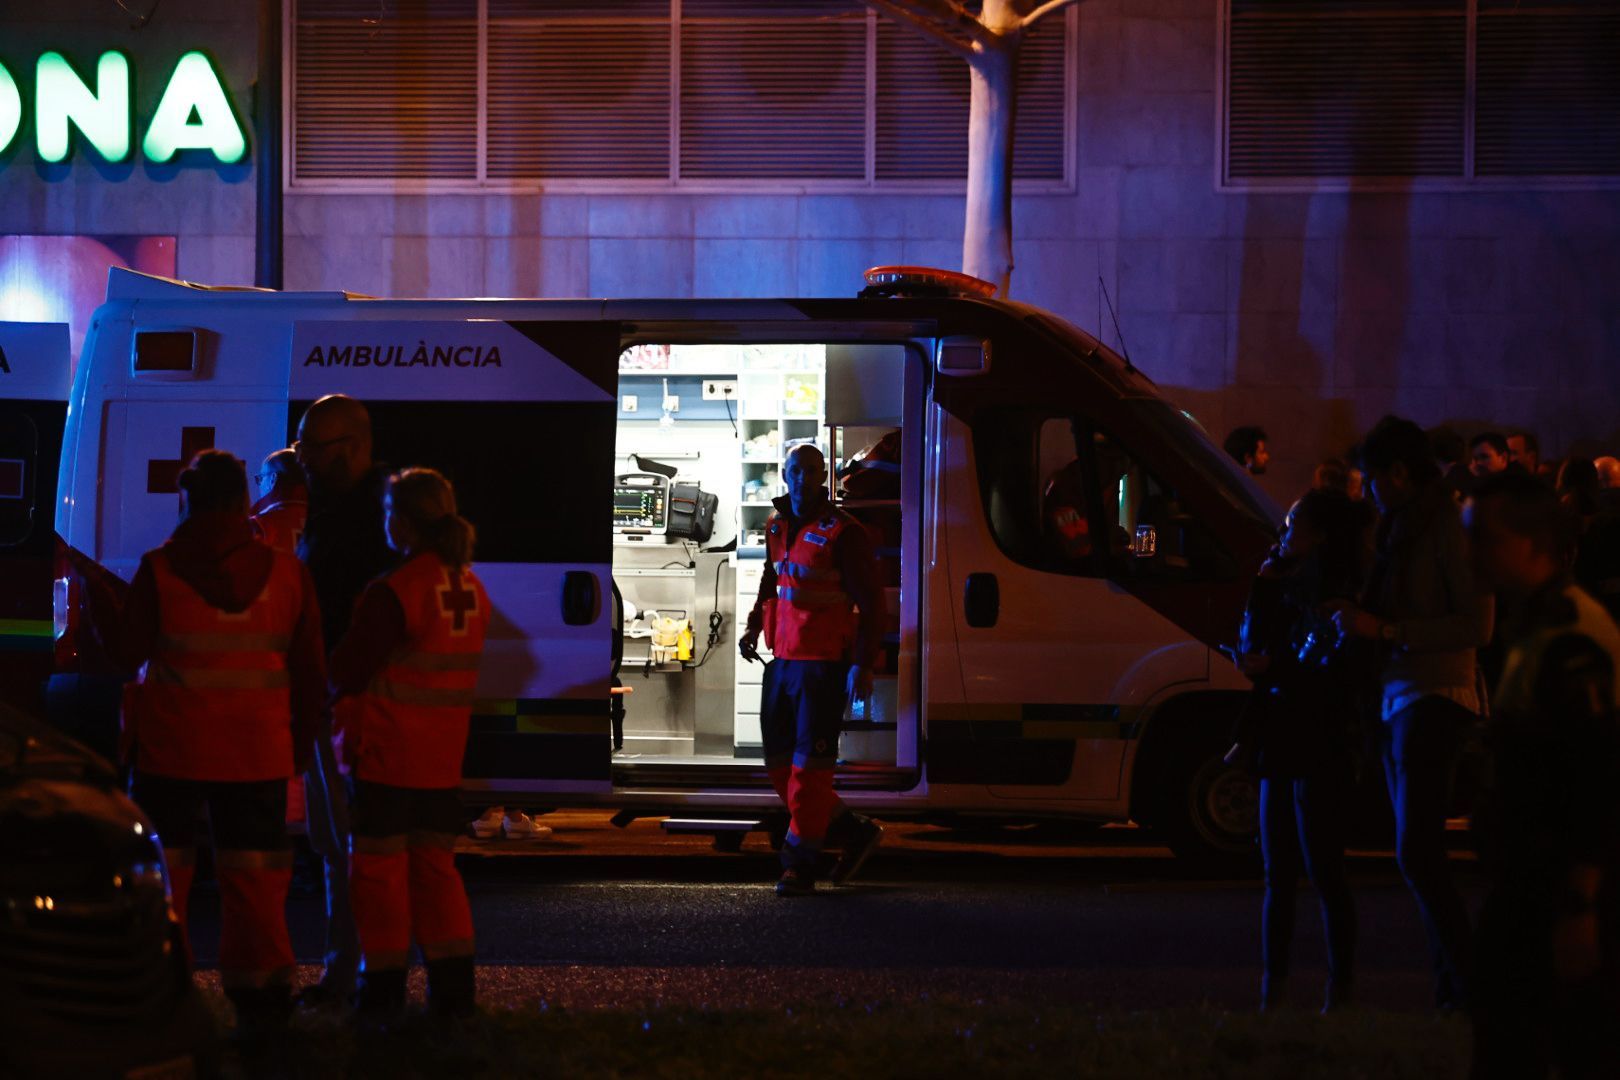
top-left (740, 444), bottom-right (886, 896)
top-left (250, 447), bottom-right (308, 555)
top-left (330, 467), bottom-right (488, 1018)
top-left (88, 450), bottom-right (325, 1033)
top-left (294, 393), bottom-right (396, 1005)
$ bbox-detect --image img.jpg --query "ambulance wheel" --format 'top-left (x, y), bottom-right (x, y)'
top-left (1163, 742), bottom-right (1260, 872)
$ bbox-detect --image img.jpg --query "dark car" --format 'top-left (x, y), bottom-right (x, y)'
top-left (0, 703), bottom-right (217, 1079)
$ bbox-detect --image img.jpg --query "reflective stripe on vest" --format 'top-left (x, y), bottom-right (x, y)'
top-left (341, 553), bottom-right (489, 789)
top-left (764, 510), bottom-right (858, 661)
top-left (131, 546), bottom-right (302, 783)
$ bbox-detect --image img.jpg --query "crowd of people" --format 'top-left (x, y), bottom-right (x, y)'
top-left (1224, 416), bottom-right (1620, 1077)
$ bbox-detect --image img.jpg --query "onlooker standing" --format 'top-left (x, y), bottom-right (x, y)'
top-left (1230, 489), bottom-right (1368, 1013)
top-left (1465, 473), bottom-right (1620, 1079)
top-left (250, 448), bottom-right (308, 556)
top-left (1594, 455), bottom-right (1620, 492)
top-left (293, 394), bottom-right (397, 1006)
top-left (1429, 426), bottom-right (1474, 505)
top-left (1470, 432), bottom-right (1513, 479)
top-left (1559, 458), bottom-right (1620, 624)
top-left (1224, 426), bottom-right (1271, 476)
top-left (1505, 431), bottom-right (1542, 478)
top-left (1332, 416), bottom-right (1493, 1013)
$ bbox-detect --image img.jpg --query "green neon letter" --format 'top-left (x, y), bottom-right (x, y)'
top-left (0, 62), bottom-right (20, 155)
top-left (142, 51), bottom-right (246, 164)
top-left (36, 52), bottom-right (131, 163)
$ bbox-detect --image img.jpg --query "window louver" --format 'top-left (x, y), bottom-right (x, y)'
top-left (680, 14), bottom-right (866, 180)
top-left (290, 0), bottom-right (1073, 189)
top-left (486, 3), bottom-right (670, 180)
top-left (293, 0), bottom-right (478, 180)
top-left (1226, 1), bottom-right (1465, 180)
top-left (1476, 1), bottom-right (1620, 177)
top-left (876, 18), bottom-right (1066, 181)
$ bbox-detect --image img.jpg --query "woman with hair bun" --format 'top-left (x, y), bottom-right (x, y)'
top-left (81, 448), bottom-right (325, 1035)
top-left (329, 467), bottom-right (488, 1020)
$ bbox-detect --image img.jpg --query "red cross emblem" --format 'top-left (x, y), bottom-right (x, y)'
top-left (147, 426), bottom-right (216, 494)
top-left (437, 567), bottom-right (479, 635)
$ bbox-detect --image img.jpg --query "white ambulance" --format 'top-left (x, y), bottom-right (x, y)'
top-left (53, 267), bottom-right (1279, 863)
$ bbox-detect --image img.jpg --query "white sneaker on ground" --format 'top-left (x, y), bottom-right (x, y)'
top-left (501, 810), bottom-right (553, 840)
top-left (469, 806), bottom-right (504, 839)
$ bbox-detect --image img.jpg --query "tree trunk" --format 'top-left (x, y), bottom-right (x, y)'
top-left (963, 36), bottom-right (1017, 296)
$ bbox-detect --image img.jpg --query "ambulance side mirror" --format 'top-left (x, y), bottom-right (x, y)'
top-left (935, 336), bottom-right (990, 376)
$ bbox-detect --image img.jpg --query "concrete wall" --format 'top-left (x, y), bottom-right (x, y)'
top-left (6, 0), bottom-right (1619, 504)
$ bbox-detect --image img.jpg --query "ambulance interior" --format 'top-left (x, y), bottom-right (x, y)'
top-left (609, 342), bottom-right (912, 776)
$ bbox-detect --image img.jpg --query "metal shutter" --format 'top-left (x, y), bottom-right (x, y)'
top-left (293, 0), bottom-right (479, 181)
top-left (487, 2), bottom-right (671, 179)
top-left (680, 2), bottom-right (867, 180)
top-left (875, 16), bottom-right (1066, 182)
top-left (1227, 1), bottom-right (1465, 180)
top-left (1476, 0), bottom-right (1620, 177)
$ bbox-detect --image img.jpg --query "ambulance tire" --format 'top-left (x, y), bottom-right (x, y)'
top-left (1161, 738), bottom-right (1261, 874)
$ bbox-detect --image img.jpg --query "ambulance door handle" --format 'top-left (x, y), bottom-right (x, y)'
top-left (963, 573), bottom-right (999, 628)
top-left (561, 571), bottom-right (601, 626)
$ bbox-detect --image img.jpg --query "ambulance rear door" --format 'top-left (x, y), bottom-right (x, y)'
top-left (290, 318), bottom-right (620, 793)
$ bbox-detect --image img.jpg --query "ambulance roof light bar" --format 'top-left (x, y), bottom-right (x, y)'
top-left (859, 265), bottom-right (997, 300)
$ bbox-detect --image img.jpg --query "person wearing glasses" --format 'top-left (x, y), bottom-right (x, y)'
top-left (250, 448), bottom-right (309, 556)
top-left (291, 394), bottom-right (398, 1008)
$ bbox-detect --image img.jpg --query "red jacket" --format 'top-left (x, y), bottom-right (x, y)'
top-left (250, 490), bottom-right (308, 557)
top-left (87, 512), bottom-right (326, 777)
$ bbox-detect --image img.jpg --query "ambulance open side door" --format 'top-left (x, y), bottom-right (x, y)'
top-left (290, 319), bottom-right (620, 793)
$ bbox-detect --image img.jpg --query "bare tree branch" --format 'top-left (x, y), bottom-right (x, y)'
top-left (1018, 0), bottom-right (1085, 30)
top-left (873, 0), bottom-right (1000, 49)
top-left (865, 0), bottom-right (978, 60)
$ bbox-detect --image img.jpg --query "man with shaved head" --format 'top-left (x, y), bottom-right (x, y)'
top-left (294, 393), bottom-right (397, 1007)
top-left (741, 442), bottom-right (886, 895)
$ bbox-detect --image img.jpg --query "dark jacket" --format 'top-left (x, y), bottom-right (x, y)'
top-left (1364, 482), bottom-right (1494, 715)
top-left (1238, 545), bottom-right (1367, 779)
top-left (298, 465), bottom-right (397, 656)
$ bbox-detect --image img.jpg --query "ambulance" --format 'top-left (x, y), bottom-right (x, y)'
top-left (53, 266), bottom-right (1280, 864)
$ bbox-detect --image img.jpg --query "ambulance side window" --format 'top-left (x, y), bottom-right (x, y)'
top-left (1090, 430), bottom-right (1237, 584)
top-left (973, 409), bottom-right (1234, 582)
top-left (973, 408), bottom-right (1105, 578)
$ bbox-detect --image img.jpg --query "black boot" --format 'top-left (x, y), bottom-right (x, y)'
top-left (354, 968), bottom-right (408, 1025)
top-left (425, 956), bottom-right (477, 1019)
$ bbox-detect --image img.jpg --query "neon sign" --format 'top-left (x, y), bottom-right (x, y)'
top-left (0, 51), bottom-right (245, 165)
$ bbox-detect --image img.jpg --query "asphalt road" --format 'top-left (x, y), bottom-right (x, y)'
top-left (188, 813), bottom-right (1482, 1013)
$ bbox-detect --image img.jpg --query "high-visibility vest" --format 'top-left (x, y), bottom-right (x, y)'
top-left (127, 548), bottom-right (304, 782)
top-left (250, 498), bottom-right (307, 557)
top-left (763, 508), bottom-right (858, 662)
top-left (338, 553), bottom-right (489, 789)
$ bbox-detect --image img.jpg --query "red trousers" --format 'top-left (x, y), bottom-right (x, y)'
top-left (133, 773), bottom-right (295, 990)
top-left (761, 660), bottom-right (850, 870)
top-left (349, 781), bottom-right (474, 971)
